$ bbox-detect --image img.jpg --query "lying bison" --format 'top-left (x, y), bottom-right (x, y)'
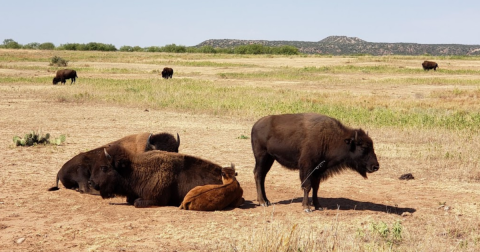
top-left (251, 113), bottom-right (380, 212)
top-left (161, 67), bottom-right (174, 79)
top-left (422, 61), bottom-right (438, 71)
top-left (88, 147), bottom-right (224, 207)
top-left (53, 69), bottom-right (78, 85)
top-left (180, 164), bottom-right (244, 211)
top-left (48, 132), bottom-right (180, 194)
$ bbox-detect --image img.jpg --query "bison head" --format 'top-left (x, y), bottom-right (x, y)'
top-left (88, 146), bottom-right (132, 199)
top-left (52, 77), bottom-right (60, 85)
top-left (343, 130), bottom-right (379, 178)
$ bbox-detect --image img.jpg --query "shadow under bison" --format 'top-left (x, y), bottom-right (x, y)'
top-left (275, 197), bottom-right (416, 215)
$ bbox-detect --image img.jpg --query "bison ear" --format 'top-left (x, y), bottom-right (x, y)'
top-left (344, 138), bottom-right (356, 152)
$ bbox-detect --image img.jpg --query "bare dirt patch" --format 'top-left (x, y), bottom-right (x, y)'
top-left (1, 54), bottom-right (480, 251)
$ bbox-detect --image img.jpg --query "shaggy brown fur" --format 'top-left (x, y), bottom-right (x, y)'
top-left (251, 113), bottom-right (380, 212)
top-left (89, 148), bottom-right (224, 207)
top-left (53, 69), bottom-right (78, 85)
top-left (179, 164), bottom-right (244, 211)
top-left (422, 61), bottom-right (438, 71)
top-left (48, 132), bottom-right (180, 194)
top-left (161, 67), bottom-right (174, 79)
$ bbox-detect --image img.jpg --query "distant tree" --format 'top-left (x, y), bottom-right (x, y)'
top-left (38, 42), bottom-right (55, 50)
top-left (197, 45), bottom-right (217, 54)
top-left (23, 42), bottom-right (40, 49)
top-left (120, 45), bottom-right (134, 52)
top-left (162, 44), bottom-right (187, 53)
top-left (3, 39), bottom-right (21, 49)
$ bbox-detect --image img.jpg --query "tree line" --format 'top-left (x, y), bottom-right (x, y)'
top-left (1, 39), bottom-right (299, 55)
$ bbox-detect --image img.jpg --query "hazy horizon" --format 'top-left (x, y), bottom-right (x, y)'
top-left (2, 0), bottom-right (479, 48)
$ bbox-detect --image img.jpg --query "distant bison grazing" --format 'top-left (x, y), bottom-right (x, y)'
top-left (53, 69), bottom-right (78, 85)
top-left (422, 61), bottom-right (438, 71)
top-left (48, 132), bottom-right (180, 194)
top-left (88, 148), bottom-right (224, 207)
top-left (251, 113), bottom-right (380, 212)
top-left (161, 67), bottom-right (174, 79)
top-left (180, 164), bottom-right (244, 211)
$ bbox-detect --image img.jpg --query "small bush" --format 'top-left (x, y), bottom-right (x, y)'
top-left (13, 130), bottom-right (66, 147)
top-left (38, 42), bottom-right (55, 50)
top-left (49, 56), bottom-right (69, 67)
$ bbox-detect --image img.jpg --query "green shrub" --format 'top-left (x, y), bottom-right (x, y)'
top-left (49, 56), bottom-right (69, 67)
top-left (23, 42), bottom-right (40, 49)
top-left (13, 130), bottom-right (66, 147)
top-left (38, 42), bottom-right (55, 50)
top-left (3, 39), bottom-right (21, 49)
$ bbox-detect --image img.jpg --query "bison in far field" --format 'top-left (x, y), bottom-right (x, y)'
top-left (422, 61), bottom-right (439, 71)
top-left (88, 147), bottom-right (224, 208)
top-left (48, 132), bottom-right (180, 194)
top-left (251, 113), bottom-right (380, 212)
top-left (179, 164), bottom-right (244, 211)
top-left (162, 67), bottom-right (174, 79)
top-left (53, 69), bottom-right (78, 85)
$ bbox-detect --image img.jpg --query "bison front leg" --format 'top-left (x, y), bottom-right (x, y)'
top-left (311, 176), bottom-right (323, 210)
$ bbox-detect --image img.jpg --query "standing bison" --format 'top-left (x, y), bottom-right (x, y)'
top-left (88, 147), bottom-right (224, 207)
top-left (53, 69), bottom-right (78, 84)
top-left (179, 164), bottom-right (244, 211)
top-left (48, 132), bottom-right (180, 194)
top-left (422, 61), bottom-right (439, 71)
top-left (161, 67), bottom-right (174, 79)
top-left (251, 113), bottom-right (380, 212)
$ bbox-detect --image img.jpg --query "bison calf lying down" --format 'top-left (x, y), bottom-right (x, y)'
top-left (422, 61), bottom-right (438, 71)
top-left (251, 113), bottom-right (380, 212)
top-left (180, 164), bottom-right (244, 211)
top-left (53, 69), bottom-right (78, 85)
top-left (161, 67), bottom-right (174, 79)
top-left (48, 132), bottom-right (180, 194)
top-left (89, 147), bottom-right (224, 207)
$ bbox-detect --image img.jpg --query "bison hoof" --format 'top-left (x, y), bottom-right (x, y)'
top-left (304, 208), bottom-right (313, 213)
top-left (315, 206), bottom-right (324, 211)
top-left (259, 201), bottom-right (271, 207)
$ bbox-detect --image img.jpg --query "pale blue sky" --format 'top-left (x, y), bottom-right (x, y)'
top-left (1, 0), bottom-right (478, 48)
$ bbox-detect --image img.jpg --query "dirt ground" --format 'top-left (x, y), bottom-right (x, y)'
top-left (1, 57), bottom-right (480, 251)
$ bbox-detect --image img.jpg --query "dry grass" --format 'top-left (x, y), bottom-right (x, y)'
top-left (1, 49), bottom-right (480, 251)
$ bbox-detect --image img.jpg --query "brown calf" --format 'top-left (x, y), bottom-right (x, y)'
top-left (179, 164), bottom-right (244, 211)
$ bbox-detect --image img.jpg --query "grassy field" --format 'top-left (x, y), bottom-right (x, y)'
top-left (1, 49), bottom-right (480, 251)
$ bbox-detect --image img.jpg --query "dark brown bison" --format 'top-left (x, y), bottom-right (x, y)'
top-left (161, 67), bottom-right (174, 79)
top-left (422, 61), bottom-right (438, 71)
top-left (53, 69), bottom-right (78, 85)
top-left (251, 113), bottom-right (380, 212)
top-left (47, 132), bottom-right (180, 194)
top-left (88, 147), bottom-right (224, 207)
top-left (179, 164), bottom-right (244, 211)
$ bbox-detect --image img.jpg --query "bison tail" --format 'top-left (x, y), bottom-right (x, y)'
top-left (47, 175), bottom-right (60, 191)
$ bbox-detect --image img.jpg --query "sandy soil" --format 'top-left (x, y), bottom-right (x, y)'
top-left (1, 60), bottom-right (480, 251)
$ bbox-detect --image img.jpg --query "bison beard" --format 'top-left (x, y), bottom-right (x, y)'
top-left (89, 148), bottom-right (223, 208)
top-left (251, 113), bottom-right (380, 212)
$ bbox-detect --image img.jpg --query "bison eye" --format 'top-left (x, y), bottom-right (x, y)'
top-left (101, 166), bottom-right (108, 173)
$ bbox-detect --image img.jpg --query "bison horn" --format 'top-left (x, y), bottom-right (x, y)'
top-left (104, 148), bottom-right (112, 160)
top-left (355, 131), bottom-right (358, 141)
top-left (231, 163), bottom-right (235, 170)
